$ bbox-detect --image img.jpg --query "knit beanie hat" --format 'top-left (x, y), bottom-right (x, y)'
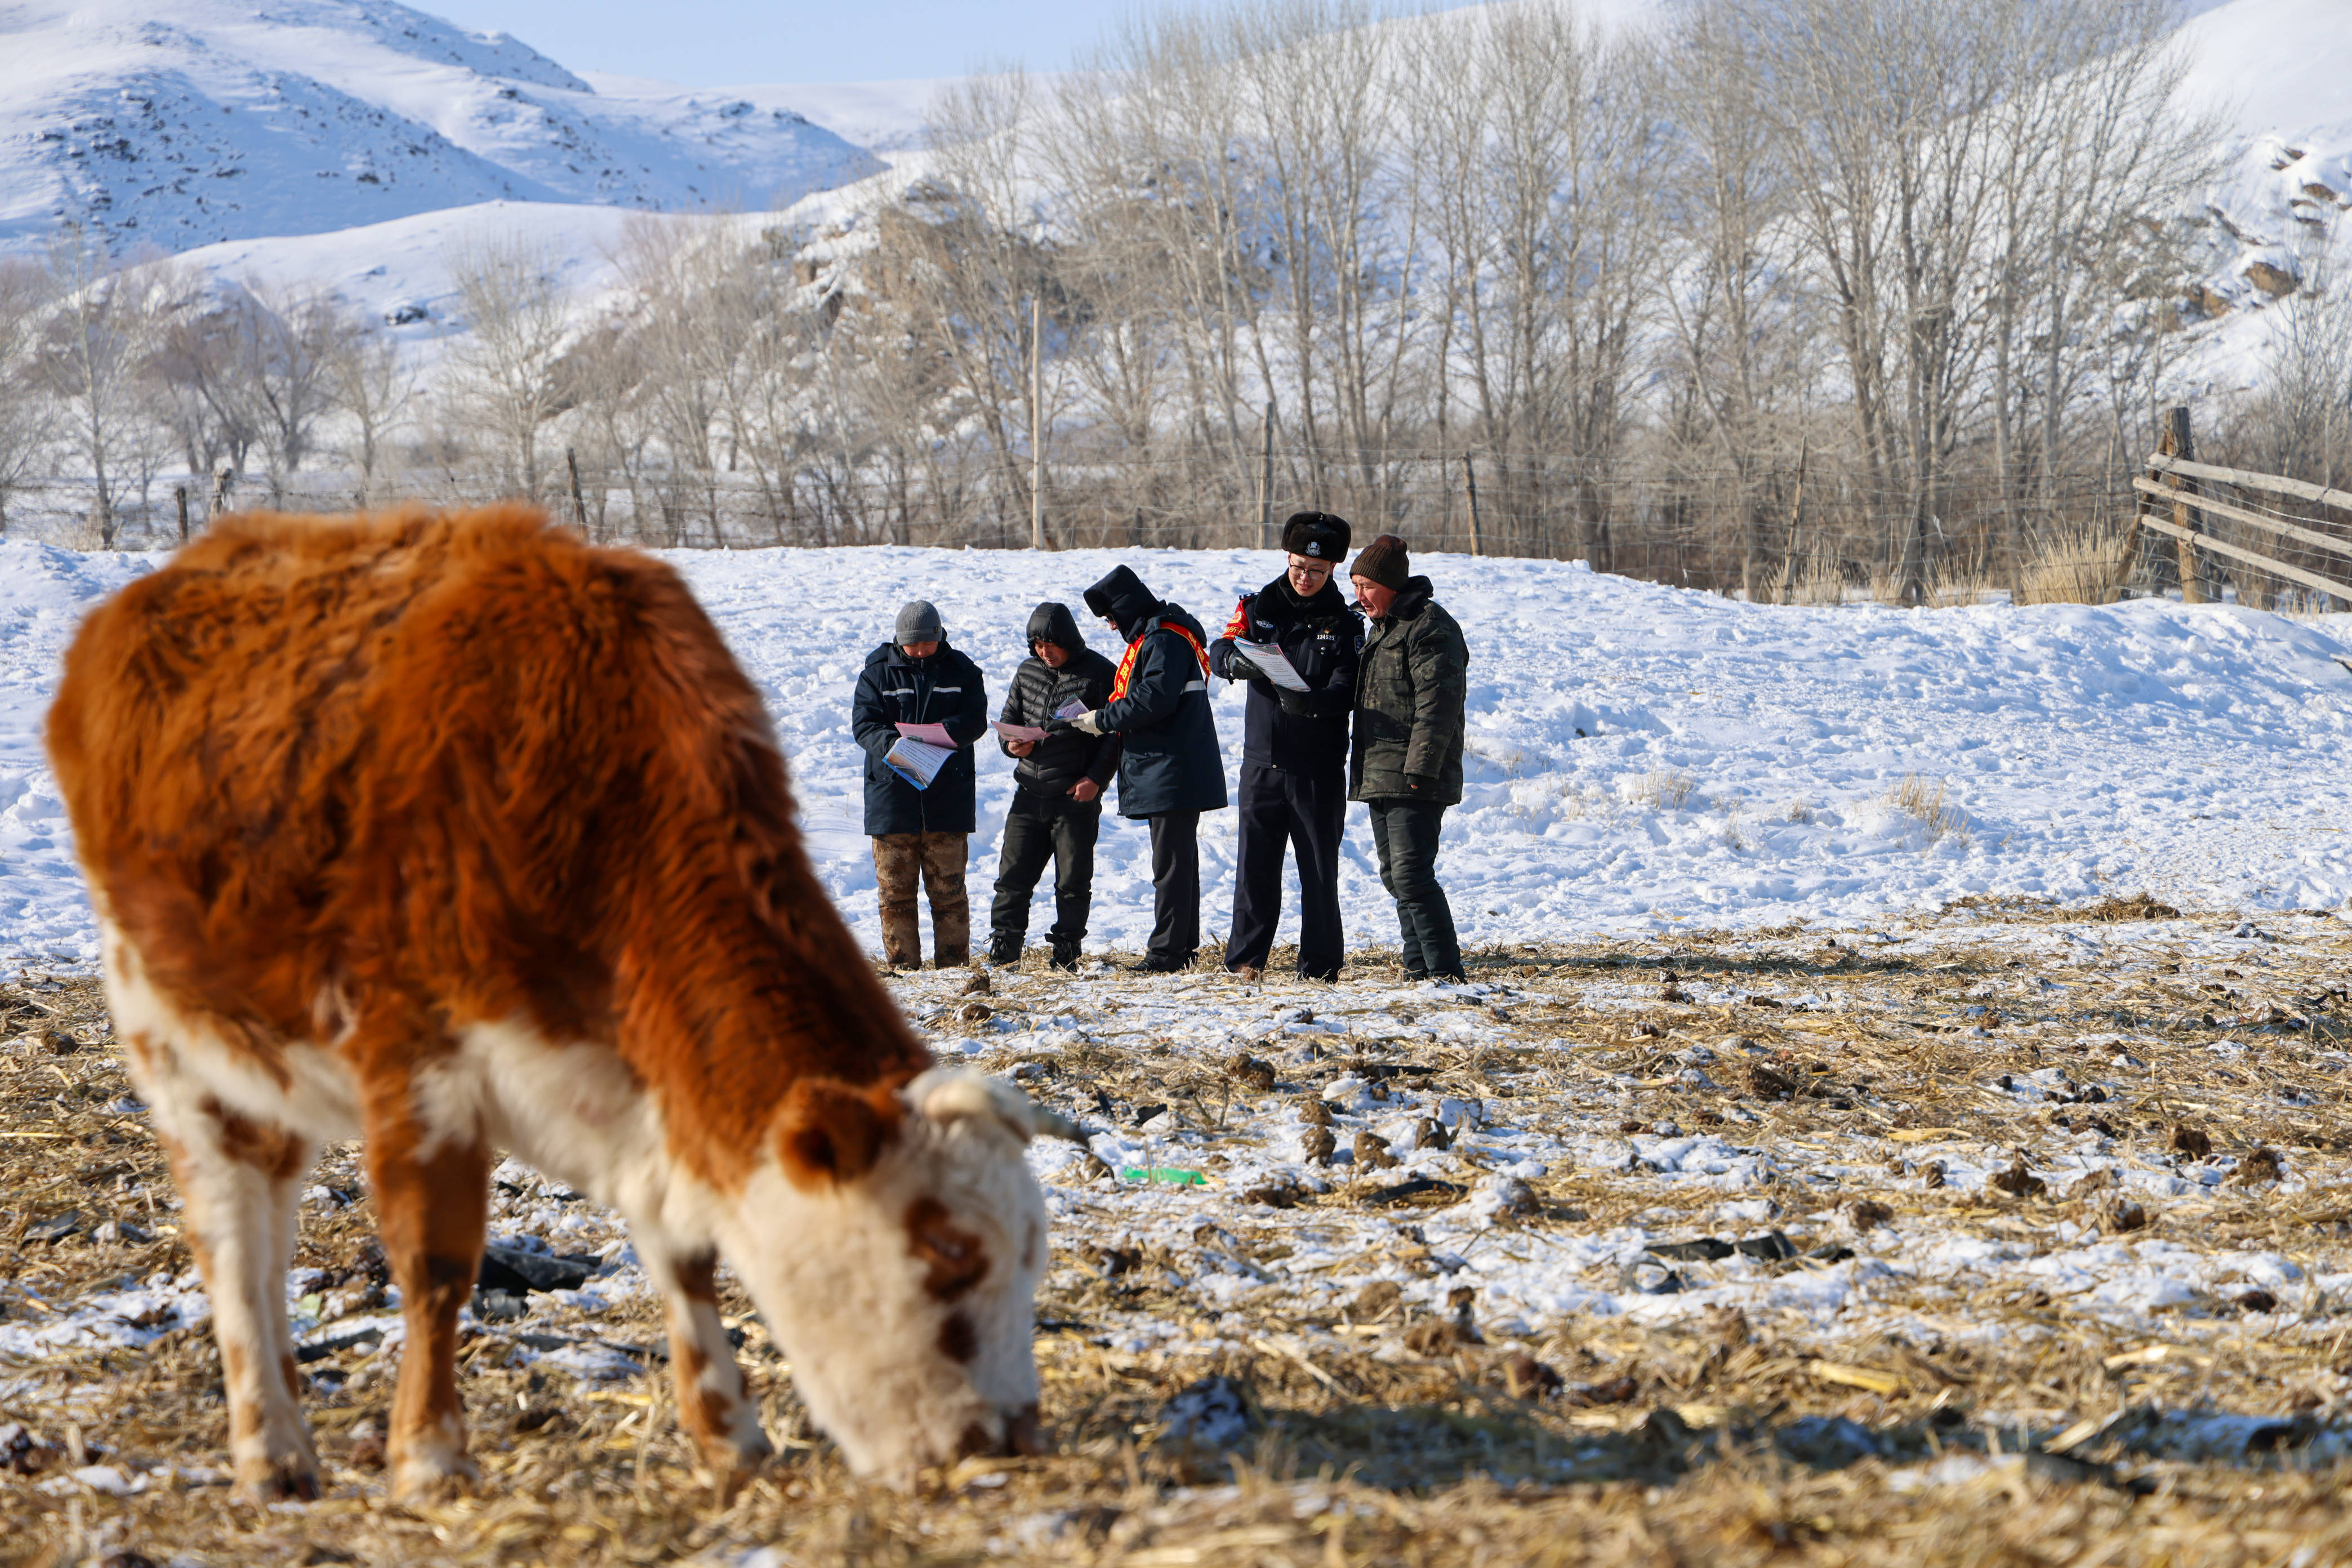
top-left (894, 599), bottom-right (943, 645)
top-left (1281, 510), bottom-right (1351, 562)
top-left (1349, 534), bottom-right (1410, 591)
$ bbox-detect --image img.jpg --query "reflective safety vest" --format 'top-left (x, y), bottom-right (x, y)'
top-left (1110, 620), bottom-right (1210, 700)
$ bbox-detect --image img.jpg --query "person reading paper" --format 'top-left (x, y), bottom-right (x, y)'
top-left (851, 600), bottom-right (988, 969)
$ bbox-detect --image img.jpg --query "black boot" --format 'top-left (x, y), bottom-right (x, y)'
top-left (1049, 937), bottom-right (1081, 972)
top-left (987, 933), bottom-right (1023, 966)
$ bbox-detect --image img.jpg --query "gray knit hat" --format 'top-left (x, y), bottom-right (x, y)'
top-left (894, 599), bottom-right (943, 645)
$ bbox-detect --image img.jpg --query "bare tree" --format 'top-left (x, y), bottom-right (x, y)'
top-left (232, 281), bottom-right (359, 504)
top-left (332, 318), bottom-right (417, 507)
top-left (1416, 1), bottom-right (1664, 561)
top-left (0, 259), bottom-right (55, 538)
top-left (442, 237), bottom-right (574, 500)
top-left (38, 230), bottom-right (164, 547)
top-left (1656, 0), bottom-right (1815, 592)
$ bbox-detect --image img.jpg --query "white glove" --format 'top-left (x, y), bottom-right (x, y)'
top-left (1071, 709), bottom-right (1107, 736)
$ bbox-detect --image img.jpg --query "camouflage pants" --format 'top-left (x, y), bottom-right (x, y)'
top-left (872, 832), bottom-right (970, 969)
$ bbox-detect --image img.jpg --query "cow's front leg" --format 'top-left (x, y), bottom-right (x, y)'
top-left (365, 1070), bottom-right (489, 1501)
top-left (636, 1230), bottom-right (773, 1473)
top-left (144, 1085), bottom-right (319, 1502)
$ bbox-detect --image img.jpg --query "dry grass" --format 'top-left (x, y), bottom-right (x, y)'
top-left (2017, 524), bottom-right (2135, 607)
top-left (1626, 769), bottom-right (1697, 812)
top-left (7, 911), bottom-right (2352, 1566)
top-left (1885, 773), bottom-right (1968, 844)
top-left (1764, 546), bottom-right (1850, 607)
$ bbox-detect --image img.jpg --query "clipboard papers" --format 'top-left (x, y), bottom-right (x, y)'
top-left (1231, 638), bottom-right (1312, 693)
top-left (884, 736), bottom-right (955, 790)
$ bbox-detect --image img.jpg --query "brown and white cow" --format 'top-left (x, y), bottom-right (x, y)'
top-left (46, 505), bottom-right (1061, 1500)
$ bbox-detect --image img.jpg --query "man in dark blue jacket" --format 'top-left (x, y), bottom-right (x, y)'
top-left (850, 600), bottom-right (988, 969)
top-left (1209, 511), bottom-right (1362, 982)
top-left (1074, 566), bottom-right (1229, 972)
top-left (989, 602), bottom-right (1120, 970)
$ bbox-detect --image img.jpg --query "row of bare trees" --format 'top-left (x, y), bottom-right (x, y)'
top-left (0, 235), bottom-right (412, 544)
top-left (885, 0), bottom-right (2229, 596)
top-left (4, 0), bottom-right (2335, 603)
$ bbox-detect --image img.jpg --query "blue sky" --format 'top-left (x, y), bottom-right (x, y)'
top-left (439, 0), bottom-right (1137, 86)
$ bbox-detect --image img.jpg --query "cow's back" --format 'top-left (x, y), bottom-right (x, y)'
top-left (47, 506), bottom-right (879, 1129)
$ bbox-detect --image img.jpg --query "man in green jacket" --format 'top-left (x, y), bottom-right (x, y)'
top-left (1347, 535), bottom-right (1468, 983)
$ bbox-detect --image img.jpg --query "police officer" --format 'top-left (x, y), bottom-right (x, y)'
top-left (1209, 511), bottom-right (1361, 982)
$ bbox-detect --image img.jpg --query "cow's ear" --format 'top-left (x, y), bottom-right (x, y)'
top-left (777, 1077), bottom-right (903, 1190)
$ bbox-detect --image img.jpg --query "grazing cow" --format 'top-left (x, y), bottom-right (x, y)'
top-left (47, 506), bottom-right (1061, 1501)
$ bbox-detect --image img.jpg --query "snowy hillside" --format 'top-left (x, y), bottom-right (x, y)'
top-left (2174, 0), bottom-right (2352, 387)
top-left (5, 542), bottom-right (2350, 968)
top-left (0, 0), bottom-right (886, 255)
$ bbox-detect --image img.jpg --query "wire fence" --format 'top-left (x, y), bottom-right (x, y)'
top-left (8, 446), bottom-right (2348, 612)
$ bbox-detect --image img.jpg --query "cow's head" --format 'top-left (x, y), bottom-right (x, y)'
top-left (726, 1067), bottom-right (1066, 1486)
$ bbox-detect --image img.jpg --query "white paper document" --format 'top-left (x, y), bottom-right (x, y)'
top-left (992, 719), bottom-right (1050, 743)
top-left (884, 736), bottom-right (955, 790)
top-left (1231, 638), bottom-right (1312, 693)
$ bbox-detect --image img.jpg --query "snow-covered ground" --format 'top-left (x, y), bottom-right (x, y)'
top-left (5, 540), bottom-right (2350, 968)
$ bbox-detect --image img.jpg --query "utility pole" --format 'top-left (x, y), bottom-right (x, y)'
top-left (1257, 401), bottom-right (1274, 550)
top-left (1030, 296), bottom-right (1046, 551)
top-left (1461, 452), bottom-right (1484, 558)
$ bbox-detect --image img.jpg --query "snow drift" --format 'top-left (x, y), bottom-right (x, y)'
top-left (4, 541), bottom-right (2348, 968)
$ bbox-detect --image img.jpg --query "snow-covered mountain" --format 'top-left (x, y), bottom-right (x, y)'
top-left (0, 0), bottom-right (888, 255)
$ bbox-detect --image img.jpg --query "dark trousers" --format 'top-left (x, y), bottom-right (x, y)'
top-left (1147, 811), bottom-right (1200, 964)
top-left (1224, 761), bottom-right (1346, 979)
top-left (1365, 799), bottom-right (1462, 981)
top-left (990, 807), bottom-right (1099, 943)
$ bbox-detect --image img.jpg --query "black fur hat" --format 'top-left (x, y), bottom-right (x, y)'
top-left (1281, 510), bottom-right (1352, 562)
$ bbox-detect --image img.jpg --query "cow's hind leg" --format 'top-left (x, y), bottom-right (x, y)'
top-left (140, 1075), bottom-right (320, 1501)
top-left (363, 1063), bottom-right (491, 1500)
top-left (635, 1227), bottom-right (772, 1474)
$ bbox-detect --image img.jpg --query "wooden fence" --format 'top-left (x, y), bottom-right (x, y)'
top-left (2125, 406), bottom-right (2352, 611)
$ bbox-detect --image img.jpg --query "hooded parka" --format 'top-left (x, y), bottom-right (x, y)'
top-left (1081, 567), bottom-right (1229, 819)
top-left (1000, 603), bottom-right (1120, 815)
top-left (851, 638), bottom-right (989, 834)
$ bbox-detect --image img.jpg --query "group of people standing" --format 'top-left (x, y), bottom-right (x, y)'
top-left (850, 513), bottom-right (1470, 984)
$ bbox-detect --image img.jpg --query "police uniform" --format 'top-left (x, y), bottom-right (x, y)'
top-left (1207, 511), bottom-right (1362, 981)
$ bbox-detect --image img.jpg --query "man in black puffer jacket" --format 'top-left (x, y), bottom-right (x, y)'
top-left (1209, 510), bottom-right (1362, 982)
top-left (850, 600), bottom-right (989, 969)
top-left (988, 602), bottom-right (1120, 970)
top-left (1073, 565), bottom-right (1229, 972)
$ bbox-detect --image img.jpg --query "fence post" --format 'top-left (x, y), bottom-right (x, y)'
top-left (1778, 441), bottom-right (1807, 604)
top-left (1461, 452), bottom-right (1484, 558)
top-left (1257, 402), bottom-right (1273, 551)
top-left (174, 485), bottom-right (189, 545)
top-left (2155, 407), bottom-right (2207, 604)
top-left (566, 447), bottom-right (589, 536)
